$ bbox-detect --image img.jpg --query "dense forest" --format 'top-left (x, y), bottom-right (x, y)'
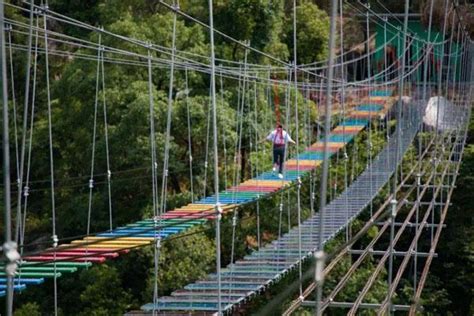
top-left (1, 0), bottom-right (473, 315)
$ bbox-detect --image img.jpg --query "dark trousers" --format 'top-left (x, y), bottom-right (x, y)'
top-left (273, 146), bottom-right (285, 173)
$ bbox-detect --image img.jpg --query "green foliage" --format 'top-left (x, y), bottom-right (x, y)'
top-left (13, 302), bottom-right (42, 316)
top-left (422, 138), bottom-right (474, 314)
top-left (286, 3), bottom-right (330, 64)
top-left (144, 228), bottom-right (216, 297)
top-left (77, 265), bottom-right (133, 316)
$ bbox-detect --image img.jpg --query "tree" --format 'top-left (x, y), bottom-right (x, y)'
top-left (286, 3), bottom-right (330, 64)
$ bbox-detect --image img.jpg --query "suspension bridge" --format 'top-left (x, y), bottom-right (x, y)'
top-left (1, 0), bottom-right (473, 315)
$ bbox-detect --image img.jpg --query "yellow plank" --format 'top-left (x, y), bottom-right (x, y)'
top-left (63, 243), bottom-right (135, 250)
top-left (177, 204), bottom-right (235, 210)
top-left (170, 209), bottom-right (214, 213)
top-left (351, 110), bottom-right (380, 116)
top-left (286, 160), bottom-right (322, 167)
top-left (309, 141), bottom-right (346, 148)
top-left (82, 237), bottom-right (154, 242)
top-left (333, 126), bottom-right (365, 132)
top-left (71, 240), bottom-right (150, 245)
top-left (365, 96), bottom-right (387, 102)
top-left (242, 180), bottom-right (288, 186)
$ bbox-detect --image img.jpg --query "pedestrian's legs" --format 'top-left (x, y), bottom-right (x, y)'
top-left (273, 147), bottom-right (279, 168)
top-left (276, 147), bottom-right (285, 173)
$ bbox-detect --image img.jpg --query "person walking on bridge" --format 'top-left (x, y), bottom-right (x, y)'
top-left (266, 124), bottom-right (296, 179)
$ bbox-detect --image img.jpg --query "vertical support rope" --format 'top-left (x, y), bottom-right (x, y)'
top-left (219, 69), bottom-right (228, 191)
top-left (42, 3), bottom-right (58, 315)
top-left (15, 0), bottom-right (35, 244)
top-left (416, 0), bottom-right (434, 295)
top-left (431, 0), bottom-right (450, 244)
top-left (388, 0), bottom-right (410, 314)
top-left (100, 45), bottom-right (113, 231)
top-left (339, 0), bottom-right (349, 242)
top-left (147, 46), bottom-right (160, 313)
top-left (6, 26), bottom-right (20, 211)
top-left (207, 0), bottom-right (222, 314)
top-left (185, 68), bottom-right (194, 202)
top-left (160, 0), bottom-right (178, 216)
top-left (21, 17), bottom-right (40, 248)
top-left (315, 0), bottom-right (338, 314)
top-left (365, 3), bottom-right (374, 218)
top-left (1, 0), bottom-right (15, 313)
top-left (86, 34), bottom-right (102, 236)
top-left (292, 0), bottom-right (304, 299)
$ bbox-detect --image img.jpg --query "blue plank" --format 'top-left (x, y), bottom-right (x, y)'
top-left (97, 232), bottom-right (171, 238)
top-left (0, 278), bottom-right (44, 285)
top-left (369, 90), bottom-right (392, 97)
top-left (297, 152), bottom-right (330, 160)
top-left (357, 104), bottom-right (383, 112)
top-left (340, 119), bottom-right (369, 126)
top-left (328, 134), bottom-right (355, 143)
top-left (0, 284), bottom-right (27, 291)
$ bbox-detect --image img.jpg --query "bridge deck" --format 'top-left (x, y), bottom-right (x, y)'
top-left (140, 96), bottom-right (420, 313)
top-left (9, 89), bottom-right (394, 296)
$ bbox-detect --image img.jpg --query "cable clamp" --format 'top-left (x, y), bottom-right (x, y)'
top-left (416, 173), bottom-right (422, 186)
top-left (215, 203), bottom-right (223, 219)
top-left (232, 215), bottom-right (237, 227)
top-left (89, 179), bottom-right (94, 189)
top-left (107, 170), bottom-right (112, 179)
top-left (311, 192), bottom-right (315, 201)
top-left (189, 155), bottom-right (193, 162)
top-left (52, 235), bottom-right (58, 248)
top-left (23, 186), bottom-right (30, 197)
top-left (155, 237), bottom-right (162, 249)
top-left (390, 199), bottom-right (397, 217)
top-left (279, 203), bottom-right (283, 212)
top-left (154, 162), bottom-right (158, 170)
top-left (343, 152), bottom-right (349, 160)
top-left (3, 241), bottom-right (20, 277)
top-left (5, 23), bottom-right (12, 32)
top-left (204, 161), bottom-right (208, 168)
top-left (165, 169), bottom-right (169, 177)
top-left (314, 250), bottom-right (326, 282)
top-left (297, 177), bottom-right (302, 187)
top-left (38, 4), bottom-right (49, 15)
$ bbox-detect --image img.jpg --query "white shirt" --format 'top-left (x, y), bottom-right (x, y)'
top-left (266, 129), bottom-right (294, 145)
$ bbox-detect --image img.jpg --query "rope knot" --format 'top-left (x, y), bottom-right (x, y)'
top-left (3, 241), bottom-right (20, 277)
top-left (215, 203), bottom-right (223, 215)
top-left (52, 235), bottom-right (58, 248)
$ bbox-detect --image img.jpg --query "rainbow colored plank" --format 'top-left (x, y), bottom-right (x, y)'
top-left (3, 88), bottom-right (395, 296)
